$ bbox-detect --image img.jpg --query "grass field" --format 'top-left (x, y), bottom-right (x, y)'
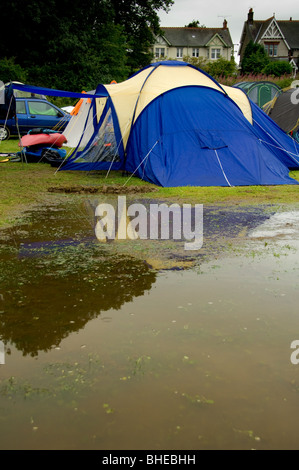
top-left (0, 137), bottom-right (298, 228)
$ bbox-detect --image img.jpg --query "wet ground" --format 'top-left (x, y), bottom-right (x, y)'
top-left (0, 196), bottom-right (299, 450)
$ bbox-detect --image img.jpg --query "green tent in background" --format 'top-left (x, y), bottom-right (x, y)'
top-left (233, 81), bottom-right (282, 108)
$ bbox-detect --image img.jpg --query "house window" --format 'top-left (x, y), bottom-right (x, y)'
top-left (211, 48), bottom-right (221, 59)
top-left (264, 43), bottom-right (278, 57)
top-left (192, 48), bottom-right (200, 58)
top-left (155, 47), bottom-right (165, 58)
top-left (176, 48), bottom-right (183, 59)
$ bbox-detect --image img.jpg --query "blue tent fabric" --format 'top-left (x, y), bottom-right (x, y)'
top-left (61, 62), bottom-right (299, 187)
top-left (125, 86), bottom-right (297, 187)
top-left (250, 101), bottom-right (299, 170)
top-left (11, 82), bottom-right (106, 99)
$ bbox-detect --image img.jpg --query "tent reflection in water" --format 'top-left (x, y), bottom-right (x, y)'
top-left (61, 61), bottom-right (299, 187)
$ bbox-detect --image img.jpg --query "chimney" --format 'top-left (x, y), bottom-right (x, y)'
top-left (223, 19), bottom-right (228, 29)
top-left (248, 8), bottom-right (254, 25)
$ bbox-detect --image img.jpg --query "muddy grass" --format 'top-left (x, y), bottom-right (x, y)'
top-left (0, 194), bottom-right (279, 271)
top-left (0, 157), bottom-right (298, 229)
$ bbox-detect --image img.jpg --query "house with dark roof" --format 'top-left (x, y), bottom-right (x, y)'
top-left (151, 20), bottom-right (233, 62)
top-left (239, 9), bottom-right (299, 74)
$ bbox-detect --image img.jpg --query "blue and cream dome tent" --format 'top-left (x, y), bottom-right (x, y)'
top-left (13, 61), bottom-right (299, 187)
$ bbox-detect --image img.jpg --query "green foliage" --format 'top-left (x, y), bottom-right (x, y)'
top-left (111, 0), bottom-right (174, 72)
top-left (183, 55), bottom-right (207, 70)
top-left (185, 20), bottom-right (206, 28)
top-left (206, 57), bottom-right (237, 78)
top-left (218, 72), bottom-right (298, 89)
top-left (241, 40), bottom-right (294, 79)
top-left (241, 40), bottom-right (269, 75)
top-left (275, 77), bottom-right (294, 88)
top-left (0, 0), bottom-right (174, 89)
top-left (263, 61), bottom-right (293, 77)
top-left (183, 56), bottom-right (237, 79)
top-left (0, 58), bottom-right (28, 84)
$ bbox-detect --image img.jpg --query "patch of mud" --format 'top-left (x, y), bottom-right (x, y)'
top-left (48, 185), bottom-right (158, 194)
top-left (145, 257), bottom-right (196, 271)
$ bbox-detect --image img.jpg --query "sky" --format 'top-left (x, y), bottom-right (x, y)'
top-left (158, 0), bottom-right (298, 61)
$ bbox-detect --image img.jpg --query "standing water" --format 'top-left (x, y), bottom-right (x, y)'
top-left (0, 198), bottom-right (299, 450)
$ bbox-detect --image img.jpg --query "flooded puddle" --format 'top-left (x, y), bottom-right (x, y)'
top-left (0, 198), bottom-right (299, 450)
top-left (249, 210), bottom-right (299, 240)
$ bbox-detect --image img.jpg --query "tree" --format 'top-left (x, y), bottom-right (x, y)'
top-left (206, 57), bottom-right (237, 78)
top-left (0, 58), bottom-right (28, 84)
top-left (183, 56), bottom-right (237, 79)
top-left (110, 0), bottom-right (174, 71)
top-left (185, 20), bottom-right (206, 28)
top-left (183, 55), bottom-right (207, 70)
top-left (0, 0), bottom-right (174, 89)
top-left (241, 40), bottom-right (269, 75)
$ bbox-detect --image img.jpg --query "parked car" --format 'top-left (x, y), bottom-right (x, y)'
top-left (0, 97), bottom-right (71, 140)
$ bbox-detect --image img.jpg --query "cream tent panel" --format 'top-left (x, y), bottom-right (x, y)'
top-left (63, 98), bottom-right (94, 148)
top-left (95, 97), bottom-right (108, 122)
top-left (134, 65), bottom-right (224, 123)
top-left (223, 85), bottom-right (253, 124)
top-left (95, 64), bottom-right (253, 150)
top-left (99, 68), bottom-right (154, 149)
top-left (100, 65), bottom-right (226, 150)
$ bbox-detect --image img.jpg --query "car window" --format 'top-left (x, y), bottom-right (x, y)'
top-left (16, 101), bottom-right (26, 114)
top-left (28, 101), bottom-right (61, 117)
